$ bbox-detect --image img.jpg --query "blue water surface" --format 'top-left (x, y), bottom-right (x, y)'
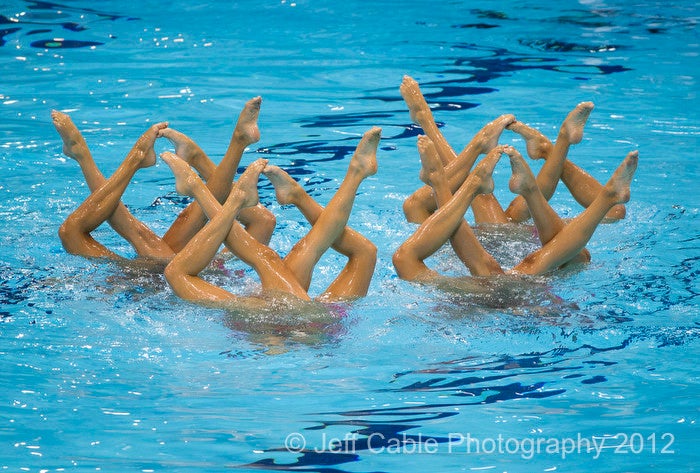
top-left (1, 0), bottom-right (698, 471)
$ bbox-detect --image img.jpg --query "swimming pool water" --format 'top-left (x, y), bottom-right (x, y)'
top-left (1, 0), bottom-right (698, 471)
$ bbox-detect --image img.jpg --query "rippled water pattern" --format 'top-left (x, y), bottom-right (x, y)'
top-left (1, 0), bottom-right (698, 471)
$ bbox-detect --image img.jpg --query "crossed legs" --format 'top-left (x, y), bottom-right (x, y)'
top-left (413, 136), bottom-right (504, 277)
top-left (399, 76), bottom-right (626, 225)
top-left (56, 119), bottom-right (174, 261)
top-left (399, 76), bottom-right (515, 224)
top-left (55, 98), bottom-right (276, 261)
top-left (162, 127), bottom-right (381, 304)
top-left (393, 135), bottom-right (638, 282)
top-left (505, 103), bottom-right (625, 222)
top-left (511, 151), bottom-right (637, 274)
top-left (53, 111), bottom-right (175, 261)
top-left (157, 125), bottom-right (277, 245)
top-left (393, 144), bottom-right (505, 281)
top-left (163, 159), bottom-right (273, 308)
top-left (160, 97), bottom-right (276, 252)
top-left (263, 127), bottom-right (381, 299)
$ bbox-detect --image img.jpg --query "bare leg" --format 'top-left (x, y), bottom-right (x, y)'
top-left (158, 127), bottom-right (217, 180)
top-left (280, 127), bottom-right (381, 292)
top-left (506, 146), bottom-right (566, 244)
top-left (162, 97), bottom-right (263, 252)
top-left (416, 136), bottom-right (504, 276)
top-left (561, 160), bottom-right (627, 220)
top-left (159, 126), bottom-right (277, 244)
top-left (471, 194), bottom-right (509, 224)
top-left (58, 122), bottom-right (168, 259)
top-left (400, 75), bottom-right (457, 165)
top-left (512, 151), bottom-right (638, 275)
top-left (505, 146), bottom-right (591, 264)
top-left (163, 161), bottom-right (269, 308)
top-left (52, 111), bottom-right (174, 260)
top-left (393, 146), bottom-right (504, 281)
top-left (263, 165), bottom-right (378, 299)
top-left (161, 153), bottom-right (310, 300)
top-left (403, 114), bottom-right (515, 223)
top-left (504, 102), bottom-right (594, 222)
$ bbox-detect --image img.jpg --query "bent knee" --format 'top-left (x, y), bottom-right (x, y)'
top-left (58, 221), bottom-right (86, 255)
top-left (356, 240), bottom-right (378, 265)
top-left (402, 197), bottom-right (430, 224)
top-left (240, 207), bottom-right (276, 244)
top-left (256, 207), bottom-right (277, 228)
top-left (163, 262), bottom-right (183, 287)
top-left (392, 247), bottom-right (419, 281)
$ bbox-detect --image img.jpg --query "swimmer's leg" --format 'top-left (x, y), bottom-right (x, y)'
top-left (512, 151), bottom-right (637, 275)
top-left (393, 146), bottom-right (504, 281)
top-left (162, 97), bottom-right (266, 251)
top-left (263, 165), bottom-right (378, 299)
top-left (163, 166), bottom-right (265, 307)
top-left (403, 114), bottom-right (515, 224)
top-left (465, 116), bottom-right (519, 225)
top-left (58, 122), bottom-right (168, 259)
top-left (504, 102), bottom-right (594, 222)
top-left (471, 194), bottom-right (509, 225)
top-left (561, 160), bottom-right (627, 220)
top-left (161, 153), bottom-right (310, 300)
top-left (417, 136), bottom-right (504, 276)
top-left (159, 126), bottom-right (277, 244)
top-left (280, 127), bottom-right (381, 292)
top-left (505, 146), bottom-right (590, 263)
top-left (400, 75), bottom-right (458, 165)
top-left (157, 127), bottom-right (217, 179)
top-left (52, 111), bottom-right (174, 260)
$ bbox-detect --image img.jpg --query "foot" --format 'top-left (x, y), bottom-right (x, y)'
top-left (506, 121), bottom-right (553, 160)
top-left (472, 114), bottom-right (517, 155)
top-left (400, 75), bottom-right (432, 125)
top-left (263, 165), bottom-right (305, 205)
top-left (467, 146), bottom-right (505, 194)
top-left (158, 127), bottom-right (208, 167)
top-left (161, 151), bottom-right (200, 197)
top-left (559, 101), bottom-right (594, 145)
top-left (232, 96), bottom-right (262, 146)
top-left (603, 151), bottom-right (638, 204)
top-left (233, 158), bottom-right (267, 208)
top-left (348, 127), bottom-right (381, 178)
top-left (417, 135), bottom-right (445, 186)
top-left (51, 110), bottom-right (91, 162)
top-left (130, 122), bottom-right (168, 168)
top-left (505, 146), bottom-right (538, 195)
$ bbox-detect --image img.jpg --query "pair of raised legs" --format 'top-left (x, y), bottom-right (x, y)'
top-left (54, 97), bottom-right (274, 263)
top-left (399, 75), bottom-right (626, 225)
top-left (392, 135), bottom-right (638, 283)
top-left (161, 128), bottom-right (381, 308)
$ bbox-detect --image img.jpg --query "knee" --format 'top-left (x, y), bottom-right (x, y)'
top-left (392, 246), bottom-right (413, 281)
top-left (402, 196), bottom-right (430, 224)
top-left (58, 221), bottom-right (82, 254)
top-left (257, 207), bottom-right (277, 229)
top-left (356, 239), bottom-right (377, 266)
top-left (244, 207), bottom-right (276, 244)
top-left (163, 261), bottom-right (185, 289)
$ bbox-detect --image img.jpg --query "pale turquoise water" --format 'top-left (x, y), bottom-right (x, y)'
top-left (1, 1), bottom-right (698, 471)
